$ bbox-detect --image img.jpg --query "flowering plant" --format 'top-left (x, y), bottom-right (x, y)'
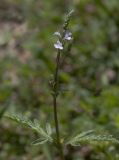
top-left (5, 10), bottom-right (119, 160)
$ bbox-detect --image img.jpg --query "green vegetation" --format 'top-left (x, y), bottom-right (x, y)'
top-left (0, 0), bottom-right (119, 159)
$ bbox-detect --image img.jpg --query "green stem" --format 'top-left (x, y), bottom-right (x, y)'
top-left (53, 49), bottom-right (65, 160)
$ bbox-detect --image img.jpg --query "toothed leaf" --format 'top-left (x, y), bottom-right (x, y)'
top-left (5, 114), bottom-right (53, 142)
top-left (66, 130), bottom-right (119, 146)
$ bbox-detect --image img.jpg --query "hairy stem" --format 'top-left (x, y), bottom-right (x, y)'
top-left (53, 50), bottom-right (65, 160)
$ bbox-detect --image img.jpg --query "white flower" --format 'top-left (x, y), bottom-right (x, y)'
top-left (54, 40), bottom-right (63, 50)
top-left (64, 31), bottom-right (72, 41)
top-left (54, 31), bottom-right (61, 37)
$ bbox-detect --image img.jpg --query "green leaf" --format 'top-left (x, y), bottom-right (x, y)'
top-left (32, 137), bottom-right (48, 145)
top-left (72, 130), bottom-right (94, 140)
top-left (66, 130), bottom-right (119, 146)
top-left (46, 123), bottom-right (52, 136)
top-left (4, 114), bottom-right (53, 142)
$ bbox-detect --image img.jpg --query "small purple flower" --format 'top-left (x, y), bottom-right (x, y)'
top-left (64, 31), bottom-right (72, 41)
top-left (54, 31), bottom-right (61, 37)
top-left (54, 40), bottom-right (63, 50)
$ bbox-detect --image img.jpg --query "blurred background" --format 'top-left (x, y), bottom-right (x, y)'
top-left (0, 0), bottom-right (119, 159)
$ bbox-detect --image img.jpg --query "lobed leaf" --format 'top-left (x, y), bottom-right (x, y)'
top-left (32, 137), bottom-right (48, 145)
top-left (5, 114), bottom-right (53, 143)
top-left (46, 123), bottom-right (52, 136)
top-left (66, 130), bottom-right (119, 146)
